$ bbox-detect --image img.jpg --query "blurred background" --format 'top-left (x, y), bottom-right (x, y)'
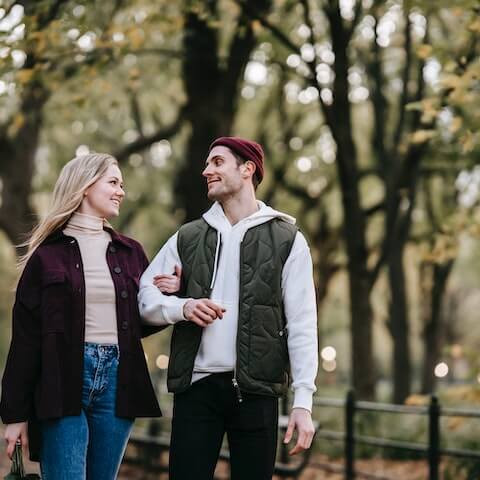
top-left (0, 0), bottom-right (479, 477)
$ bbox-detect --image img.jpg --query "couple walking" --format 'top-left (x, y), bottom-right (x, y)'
top-left (1, 136), bottom-right (318, 479)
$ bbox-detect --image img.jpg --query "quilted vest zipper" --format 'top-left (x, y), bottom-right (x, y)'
top-left (232, 239), bottom-right (244, 403)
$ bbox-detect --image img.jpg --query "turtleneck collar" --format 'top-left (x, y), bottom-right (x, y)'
top-left (66, 212), bottom-right (105, 234)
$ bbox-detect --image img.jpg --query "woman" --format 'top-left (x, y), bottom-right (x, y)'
top-left (0, 153), bottom-right (168, 479)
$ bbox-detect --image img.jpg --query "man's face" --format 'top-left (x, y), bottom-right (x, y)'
top-left (202, 146), bottom-right (245, 201)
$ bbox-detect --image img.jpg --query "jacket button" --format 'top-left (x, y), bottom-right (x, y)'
top-left (109, 245), bottom-right (116, 253)
top-left (279, 330), bottom-right (284, 337)
top-left (75, 264), bottom-right (80, 269)
top-left (120, 290), bottom-right (128, 299)
top-left (121, 321), bottom-right (128, 330)
top-left (114, 266), bottom-right (122, 274)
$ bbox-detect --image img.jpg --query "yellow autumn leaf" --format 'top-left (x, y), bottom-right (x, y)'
top-left (30, 31), bottom-right (47, 55)
top-left (129, 67), bottom-right (140, 80)
top-left (420, 99), bottom-right (439, 123)
top-left (417, 44), bottom-right (433, 59)
top-left (411, 129), bottom-right (436, 144)
top-left (7, 113), bottom-right (25, 137)
top-left (404, 394), bottom-right (429, 406)
top-left (449, 116), bottom-right (462, 134)
top-left (126, 28), bottom-right (145, 50)
top-left (447, 416), bottom-right (466, 431)
top-left (71, 94), bottom-right (86, 106)
top-left (252, 20), bottom-right (263, 34)
top-left (460, 131), bottom-right (476, 154)
top-left (16, 69), bottom-right (34, 84)
top-left (468, 17), bottom-right (480, 33)
top-left (440, 74), bottom-right (462, 89)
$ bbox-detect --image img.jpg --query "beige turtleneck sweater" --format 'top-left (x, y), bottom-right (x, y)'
top-left (63, 212), bottom-right (118, 345)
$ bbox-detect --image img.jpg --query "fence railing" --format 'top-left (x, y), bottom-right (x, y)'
top-left (312, 390), bottom-right (480, 480)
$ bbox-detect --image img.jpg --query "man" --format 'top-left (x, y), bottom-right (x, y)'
top-left (138, 136), bottom-right (318, 479)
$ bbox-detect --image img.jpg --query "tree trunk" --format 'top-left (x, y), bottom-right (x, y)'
top-left (327, 4), bottom-right (375, 399)
top-left (175, 0), bottom-right (271, 222)
top-left (0, 1), bottom-right (68, 253)
top-left (420, 260), bottom-right (454, 394)
top-left (0, 84), bottom-right (49, 254)
top-left (388, 242), bottom-right (411, 404)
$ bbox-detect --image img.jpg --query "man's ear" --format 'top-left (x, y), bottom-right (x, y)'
top-left (242, 160), bottom-right (256, 179)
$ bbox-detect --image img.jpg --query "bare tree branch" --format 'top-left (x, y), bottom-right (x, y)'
top-left (129, 90), bottom-right (145, 139)
top-left (346, 0), bottom-right (364, 41)
top-left (298, 0), bottom-right (332, 123)
top-left (234, 0), bottom-right (302, 57)
top-left (391, 11), bottom-right (412, 160)
top-left (114, 106), bottom-right (187, 162)
top-left (364, 201), bottom-right (385, 217)
top-left (368, 7), bottom-right (388, 179)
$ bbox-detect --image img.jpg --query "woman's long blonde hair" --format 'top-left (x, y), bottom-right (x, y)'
top-left (18, 153), bottom-right (118, 271)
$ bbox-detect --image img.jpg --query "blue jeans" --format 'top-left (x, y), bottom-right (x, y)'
top-left (40, 343), bottom-right (133, 480)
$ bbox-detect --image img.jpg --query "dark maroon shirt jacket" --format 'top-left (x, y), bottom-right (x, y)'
top-left (0, 228), bottom-right (162, 460)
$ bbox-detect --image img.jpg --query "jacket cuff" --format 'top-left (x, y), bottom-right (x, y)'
top-left (292, 387), bottom-right (314, 413)
top-left (164, 299), bottom-right (190, 324)
top-left (1, 408), bottom-right (29, 425)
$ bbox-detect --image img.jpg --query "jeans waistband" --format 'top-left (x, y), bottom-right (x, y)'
top-left (84, 342), bottom-right (119, 359)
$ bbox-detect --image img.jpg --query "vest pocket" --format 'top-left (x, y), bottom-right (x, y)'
top-left (168, 322), bottom-right (200, 380)
top-left (248, 305), bottom-right (288, 383)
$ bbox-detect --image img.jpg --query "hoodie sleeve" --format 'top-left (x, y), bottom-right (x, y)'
top-left (282, 231), bottom-right (319, 412)
top-left (138, 233), bottom-right (190, 325)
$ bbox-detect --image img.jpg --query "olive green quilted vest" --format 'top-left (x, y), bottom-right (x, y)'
top-left (166, 217), bottom-right (297, 397)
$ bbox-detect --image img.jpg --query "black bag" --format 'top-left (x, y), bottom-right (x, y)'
top-left (4, 442), bottom-right (40, 480)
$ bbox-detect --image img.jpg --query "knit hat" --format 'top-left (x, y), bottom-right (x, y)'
top-left (209, 136), bottom-right (265, 184)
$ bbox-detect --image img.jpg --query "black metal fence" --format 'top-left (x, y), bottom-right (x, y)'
top-left (124, 389), bottom-right (480, 479)
top-left (312, 390), bottom-right (480, 480)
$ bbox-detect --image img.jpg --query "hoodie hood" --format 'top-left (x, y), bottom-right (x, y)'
top-left (202, 201), bottom-right (296, 234)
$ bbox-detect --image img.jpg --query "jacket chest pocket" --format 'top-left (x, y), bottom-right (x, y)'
top-left (41, 270), bottom-right (71, 334)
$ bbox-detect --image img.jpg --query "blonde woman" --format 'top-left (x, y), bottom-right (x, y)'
top-left (0, 153), bottom-right (166, 479)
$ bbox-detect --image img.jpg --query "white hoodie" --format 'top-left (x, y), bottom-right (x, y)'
top-left (139, 201), bottom-right (318, 411)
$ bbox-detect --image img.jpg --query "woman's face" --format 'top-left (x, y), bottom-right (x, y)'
top-left (80, 164), bottom-right (125, 219)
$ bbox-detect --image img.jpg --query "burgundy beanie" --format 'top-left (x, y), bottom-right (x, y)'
top-left (209, 136), bottom-right (265, 184)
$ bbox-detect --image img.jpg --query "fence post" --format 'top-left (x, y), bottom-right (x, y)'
top-left (345, 389), bottom-right (355, 480)
top-left (428, 395), bottom-right (440, 480)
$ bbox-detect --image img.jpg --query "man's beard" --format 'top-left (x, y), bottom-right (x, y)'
top-left (206, 181), bottom-right (240, 202)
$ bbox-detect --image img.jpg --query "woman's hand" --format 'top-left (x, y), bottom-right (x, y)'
top-left (4, 421), bottom-right (28, 459)
top-left (153, 265), bottom-right (182, 294)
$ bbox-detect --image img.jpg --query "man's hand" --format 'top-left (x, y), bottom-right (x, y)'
top-left (4, 422), bottom-right (28, 460)
top-left (153, 265), bottom-right (182, 294)
top-left (283, 408), bottom-right (316, 456)
top-left (183, 299), bottom-right (225, 327)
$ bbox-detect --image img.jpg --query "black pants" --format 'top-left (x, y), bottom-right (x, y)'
top-left (169, 372), bottom-right (278, 480)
